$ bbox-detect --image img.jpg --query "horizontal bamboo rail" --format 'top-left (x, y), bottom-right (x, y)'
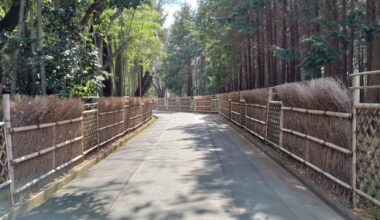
top-left (281, 128), bottom-right (351, 155)
top-left (355, 189), bottom-right (380, 207)
top-left (129, 114), bottom-right (143, 120)
top-left (350, 70), bottom-right (380, 77)
top-left (83, 144), bottom-right (99, 156)
top-left (246, 103), bottom-right (267, 109)
top-left (14, 154), bottom-right (84, 194)
top-left (354, 103), bottom-right (380, 109)
top-left (350, 85), bottom-right (380, 90)
top-left (97, 121), bottom-right (124, 131)
top-left (98, 109), bottom-right (124, 116)
top-left (265, 139), bottom-right (352, 190)
top-left (11, 117), bottom-right (83, 133)
top-left (246, 115), bottom-right (266, 125)
top-left (12, 136), bottom-right (84, 164)
top-left (245, 126), bottom-right (265, 140)
top-left (281, 107), bottom-right (352, 119)
top-left (0, 180), bottom-right (11, 190)
top-left (83, 109), bottom-right (98, 114)
top-left (231, 110), bottom-right (240, 115)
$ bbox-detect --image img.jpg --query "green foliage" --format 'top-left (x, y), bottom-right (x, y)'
top-left (41, 4), bottom-right (104, 97)
top-left (161, 4), bottom-right (199, 95)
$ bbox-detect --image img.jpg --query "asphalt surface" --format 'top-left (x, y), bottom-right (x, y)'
top-left (21, 112), bottom-right (344, 220)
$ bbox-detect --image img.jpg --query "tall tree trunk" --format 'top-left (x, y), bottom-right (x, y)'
top-left (365, 0), bottom-right (380, 102)
top-left (187, 58), bottom-right (193, 96)
top-left (10, 0), bottom-right (26, 95)
top-left (37, 0), bottom-right (47, 95)
top-left (30, 0), bottom-right (37, 95)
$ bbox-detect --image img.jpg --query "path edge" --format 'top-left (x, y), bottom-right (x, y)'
top-left (3, 116), bottom-right (158, 220)
top-left (218, 115), bottom-right (358, 220)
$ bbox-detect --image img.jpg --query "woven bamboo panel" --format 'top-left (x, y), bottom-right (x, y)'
top-left (356, 108), bottom-right (380, 205)
top-left (267, 102), bottom-right (281, 145)
top-left (83, 110), bottom-right (98, 152)
top-left (0, 124), bottom-right (8, 184)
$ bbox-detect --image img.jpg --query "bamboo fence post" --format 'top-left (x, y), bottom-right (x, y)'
top-left (279, 101), bottom-right (284, 150)
top-left (96, 105), bottom-right (100, 151)
top-left (228, 98), bottom-right (231, 120)
top-left (3, 94), bottom-right (15, 205)
top-left (352, 74), bottom-right (360, 207)
top-left (193, 97), bottom-right (196, 112)
top-left (265, 88), bottom-right (274, 144)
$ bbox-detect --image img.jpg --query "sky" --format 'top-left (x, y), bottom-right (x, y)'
top-left (161, 0), bottom-right (198, 28)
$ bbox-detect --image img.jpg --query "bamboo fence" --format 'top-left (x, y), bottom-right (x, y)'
top-left (167, 98), bottom-right (178, 111)
top-left (194, 96), bottom-right (212, 112)
top-left (178, 97), bottom-right (192, 112)
top-left (1, 95), bottom-right (153, 205)
top-left (350, 71), bottom-right (380, 207)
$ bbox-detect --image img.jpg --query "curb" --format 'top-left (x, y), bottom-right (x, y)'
top-left (3, 116), bottom-right (157, 220)
top-left (218, 115), bottom-right (358, 220)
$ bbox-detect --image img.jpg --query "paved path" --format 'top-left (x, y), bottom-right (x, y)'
top-left (22, 112), bottom-right (344, 220)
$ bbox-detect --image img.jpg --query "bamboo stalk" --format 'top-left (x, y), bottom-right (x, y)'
top-left (246, 116), bottom-right (266, 125)
top-left (350, 70), bottom-right (380, 77)
top-left (98, 121), bottom-right (124, 131)
top-left (98, 109), bottom-right (124, 116)
top-left (0, 180), bottom-right (11, 190)
top-left (83, 144), bottom-right (99, 156)
top-left (281, 128), bottom-right (352, 155)
top-left (352, 74), bottom-right (359, 207)
top-left (246, 103), bottom-right (267, 109)
top-left (12, 136), bottom-right (84, 164)
top-left (354, 103), bottom-right (380, 109)
top-left (83, 109), bottom-right (98, 114)
top-left (11, 117), bottom-right (83, 133)
top-left (3, 95), bottom-right (15, 205)
top-left (281, 107), bottom-right (352, 119)
top-left (14, 154), bottom-right (84, 195)
top-left (245, 127), bottom-right (265, 140)
top-left (265, 139), bottom-right (352, 190)
top-left (350, 85), bottom-right (380, 90)
top-left (231, 110), bottom-right (240, 115)
top-left (355, 189), bottom-right (380, 207)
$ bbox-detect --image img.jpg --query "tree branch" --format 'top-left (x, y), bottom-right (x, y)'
top-left (102, 38), bottom-right (131, 70)
top-left (110, 8), bottom-right (124, 21)
top-left (80, 0), bottom-right (105, 26)
top-left (0, 0), bottom-right (28, 33)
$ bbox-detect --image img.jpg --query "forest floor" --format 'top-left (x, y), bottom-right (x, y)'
top-left (21, 112), bottom-right (344, 220)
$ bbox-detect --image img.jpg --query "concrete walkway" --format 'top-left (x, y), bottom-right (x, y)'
top-left (22, 112), bottom-right (344, 220)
